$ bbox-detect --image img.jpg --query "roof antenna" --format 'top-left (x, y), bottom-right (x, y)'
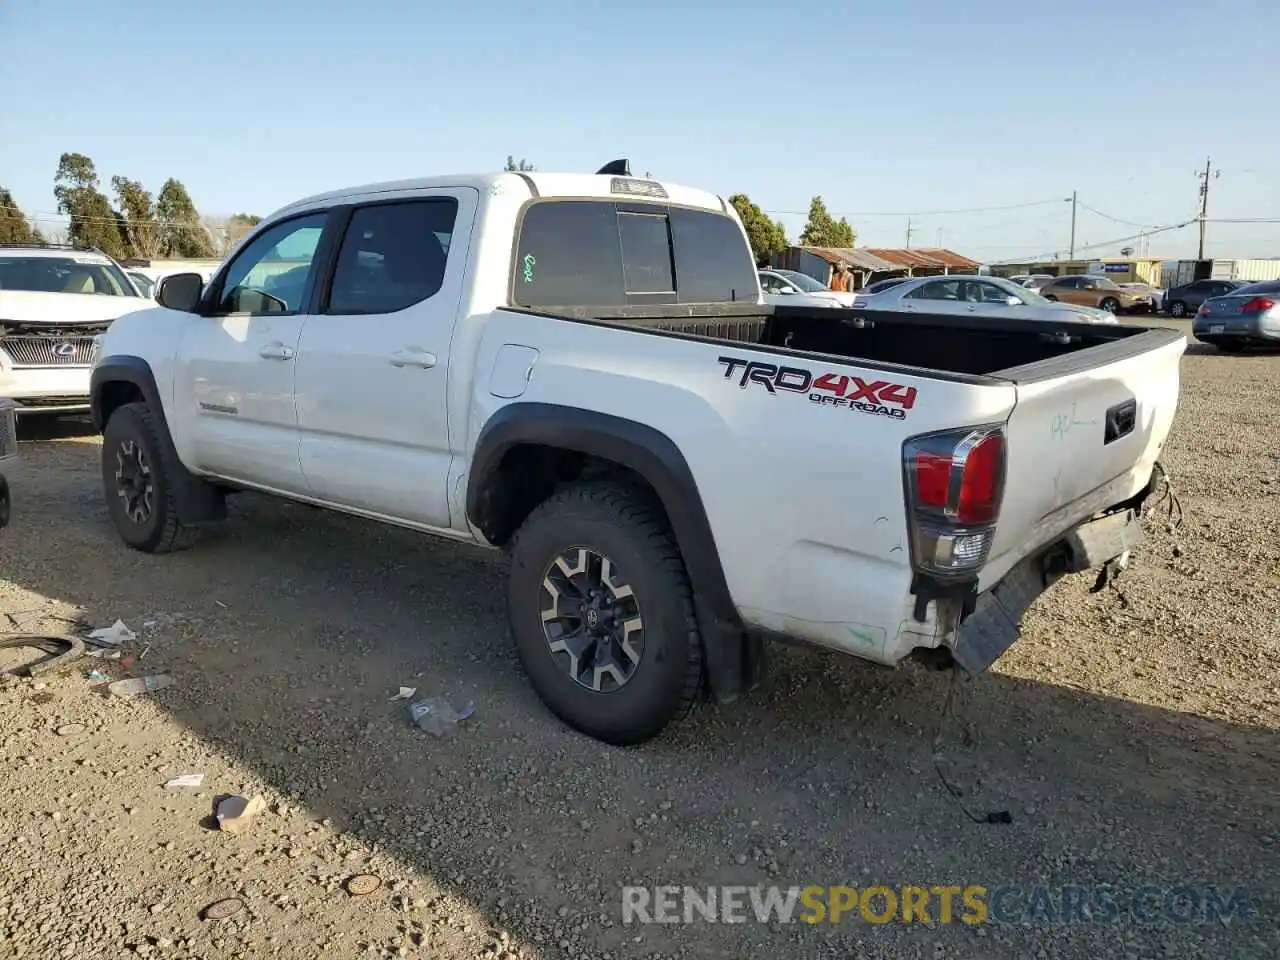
top-left (595, 159), bottom-right (631, 176)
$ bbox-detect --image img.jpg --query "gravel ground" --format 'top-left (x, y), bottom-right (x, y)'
top-left (0, 322), bottom-right (1277, 959)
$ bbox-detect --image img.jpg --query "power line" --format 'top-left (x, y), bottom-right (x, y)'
top-left (986, 220), bottom-right (1196, 265)
top-left (1074, 200), bottom-right (1166, 230)
top-left (762, 198), bottom-right (1066, 218)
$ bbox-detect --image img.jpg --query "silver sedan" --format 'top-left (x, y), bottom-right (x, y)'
top-left (855, 274), bottom-right (1119, 324)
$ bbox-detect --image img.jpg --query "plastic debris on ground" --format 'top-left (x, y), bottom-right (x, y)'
top-left (86, 648), bottom-right (121, 660)
top-left (408, 697), bottom-right (476, 737)
top-left (86, 620), bottom-right (136, 648)
top-left (107, 674), bottom-right (174, 697)
top-left (86, 669), bottom-right (107, 682)
top-left (215, 794), bottom-right (266, 835)
top-left (165, 773), bottom-right (205, 789)
top-left (389, 686), bottom-right (417, 701)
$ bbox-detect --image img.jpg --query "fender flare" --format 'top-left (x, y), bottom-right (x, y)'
top-left (467, 403), bottom-right (766, 701)
top-left (90, 355), bottom-right (165, 434)
top-left (90, 355), bottom-right (224, 524)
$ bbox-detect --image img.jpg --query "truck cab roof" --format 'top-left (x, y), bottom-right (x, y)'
top-left (274, 172), bottom-right (729, 220)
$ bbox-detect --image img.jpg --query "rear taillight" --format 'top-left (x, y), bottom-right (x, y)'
top-left (1196, 303), bottom-right (1209, 316)
top-left (903, 427), bottom-right (1006, 578)
top-left (1241, 297), bottom-right (1276, 313)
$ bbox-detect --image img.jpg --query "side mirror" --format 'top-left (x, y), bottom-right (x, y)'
top-left (156, 273), bottom-right (204, 312)
top-left (1005, 296), bottom-right (1021, 306)
top-left (777, 287), bottom-right (794, 295)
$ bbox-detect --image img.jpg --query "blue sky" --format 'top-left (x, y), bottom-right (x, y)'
top-left (3, 0), bottom-right (1278, 262)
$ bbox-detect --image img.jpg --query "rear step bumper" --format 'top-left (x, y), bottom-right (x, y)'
top-left (951, 508), bottom-right (1144, 674)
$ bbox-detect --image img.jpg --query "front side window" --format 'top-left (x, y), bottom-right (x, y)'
top-left (214, 213), bottom-right (327, 315)
top-left (0, 256), bottom-right (133, 296)
top-left (327, 199), bottom-right (459, 314)
top-left (969, 281), bottom-right (1021, 304)
top-left (906, 279), bottom-right (962, 301)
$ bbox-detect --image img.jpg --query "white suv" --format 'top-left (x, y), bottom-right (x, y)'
top-left (0, 244), bottom-right (152, 416)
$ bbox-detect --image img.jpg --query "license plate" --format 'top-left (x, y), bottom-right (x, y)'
top-left (1209, 324), bottom-right (1225, 334)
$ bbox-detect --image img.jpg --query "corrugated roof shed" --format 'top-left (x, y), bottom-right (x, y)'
top-left (865, 248), bottom-right (980, 270)
top-left (794, 247), bottom-right (903, 272)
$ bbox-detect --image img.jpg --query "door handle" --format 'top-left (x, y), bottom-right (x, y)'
top-left (389, 348), bottom-right (437, 369)
top-left (259, 342), bottom-right (295, 361)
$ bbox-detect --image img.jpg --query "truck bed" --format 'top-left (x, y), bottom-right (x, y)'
top-left (521, 302), bottom-right (1185, 381)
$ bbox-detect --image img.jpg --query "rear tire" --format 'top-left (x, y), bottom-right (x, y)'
top-left (1043, 294), bottom-right (1058, 302)
top-left (506, 482), bottom-right (704, 746)
top-left (1169, 300), bottom-right (1188, 318)
top-left (101, 402), bottom-right (206, 554)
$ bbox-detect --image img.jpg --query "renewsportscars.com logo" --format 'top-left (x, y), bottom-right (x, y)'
top-left (622, 884), bottom-right (1251, 927)
top-left (717, 356), bottom-right (918, 420)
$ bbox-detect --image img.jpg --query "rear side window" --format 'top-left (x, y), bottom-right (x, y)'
top-left (512, 200), bottom-right (756, 308)
top-left (327, 199), bottom-right (458, 314)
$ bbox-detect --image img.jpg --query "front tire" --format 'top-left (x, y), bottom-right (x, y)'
top-left (1099, 297), bottom-right (1120, 314)
top-left (101, 402), bottom-right (204, 553)
top-left (506, 482), bottom-right (704, 746)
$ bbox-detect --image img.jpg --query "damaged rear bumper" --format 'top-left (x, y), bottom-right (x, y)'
top-left (950, 506), bottom-right (1145, 674)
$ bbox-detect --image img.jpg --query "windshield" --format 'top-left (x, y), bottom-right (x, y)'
top-left (773, 269), bottom-right (830, 294)
top-left (0, 256), bottom-right (137, 296)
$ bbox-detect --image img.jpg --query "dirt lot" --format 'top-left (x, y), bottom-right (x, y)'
top-left (1, 324), bottom-right (1277, 960)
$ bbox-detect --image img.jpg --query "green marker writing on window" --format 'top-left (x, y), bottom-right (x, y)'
top-left (522, 254), bottom-right (536, 283)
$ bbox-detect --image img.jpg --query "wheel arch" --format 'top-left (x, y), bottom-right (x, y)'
top-left (91, 355), bottom-right (163, 434)
top-left (467, 402), bottom-right (765, 702)
top-left (92, 354), bottom-right (224, 525)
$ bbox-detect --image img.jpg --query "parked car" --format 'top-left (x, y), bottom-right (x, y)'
top-left (0, 243), bottom-right (154, 417)
top-left (852, 274), bottom-right (1120, 324)
top-left (757, 269), bottom-right (853, 307)
top-left (1037, 275), bottom-right (1151, 314)
top-left (1119, 282), bottom-right (1161, 314)
top-left (1008, 274), bottom-right (1054, 290)
top-left (1163, 279), bottom-right (1252, 319)
top-left (90, 162), bottom-right (1184, 745)
top-left (1191, 279), bottom-right (1280, 351)
top-left (854, 276), bottom-right (910, 298)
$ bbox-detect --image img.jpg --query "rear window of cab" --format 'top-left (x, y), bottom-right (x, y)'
top-left (511, 200), bottom-right (758, 309)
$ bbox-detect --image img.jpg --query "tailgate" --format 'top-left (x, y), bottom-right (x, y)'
top-left (984, 330), bottom-right (1185, 580)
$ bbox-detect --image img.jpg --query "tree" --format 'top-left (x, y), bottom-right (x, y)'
top-left (111, 176), bottom-right (166, 258)
top-left (155, 178), bottom-right (215, 257)
top-left (799, 196), bottom-right (856, 249)
top-left (729, 194), bottom-right (788, 266)
top-left (53, 152), bottom-right (127, 257)
top-left (504, 155), bottom-right (535, 172)
top-left (0, 188), bottom-right (43, 244)
top-left (202, 212), bottom-right (262, 256)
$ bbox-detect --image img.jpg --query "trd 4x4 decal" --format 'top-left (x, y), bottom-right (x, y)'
top-left (717, 356), bottom-right (917, 420)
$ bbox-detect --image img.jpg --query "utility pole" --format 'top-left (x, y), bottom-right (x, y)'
top-left (1068, 190), bottom-right (1077, 259)
top-left (905, 217), bottom-right (915, 249)
top-left (1196, 157), bottom-right (1220, 260)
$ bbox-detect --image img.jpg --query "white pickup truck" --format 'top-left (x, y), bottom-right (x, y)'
top-left (89, 161), bottom-right (1185, 745)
